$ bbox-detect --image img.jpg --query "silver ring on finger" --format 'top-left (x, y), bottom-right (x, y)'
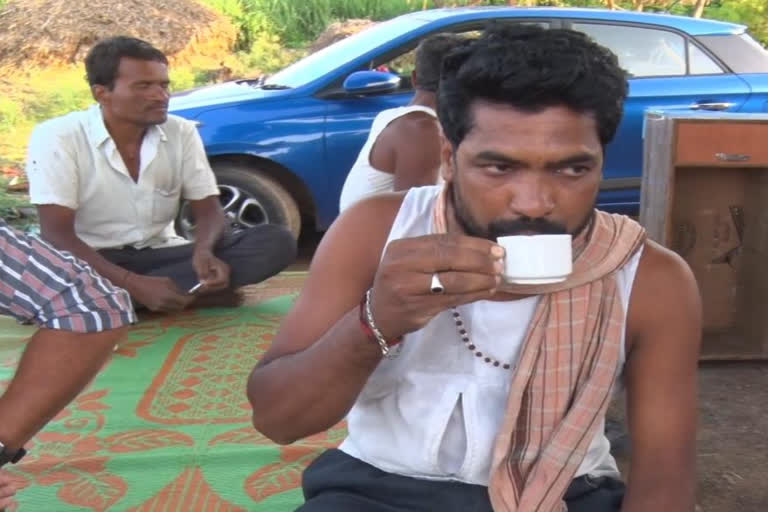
top-left (430, 273), bottom-right (445, 295)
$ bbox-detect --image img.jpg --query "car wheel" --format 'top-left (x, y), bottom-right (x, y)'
top-left (176, 164), bottom-right (301, 240)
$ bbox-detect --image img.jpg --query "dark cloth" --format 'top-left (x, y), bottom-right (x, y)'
top-left (99, 225), bottom-right (296, 292)
top-left (0, 220), bottom-right (135, 332)
top-left (298, 449), bottom-right (625, 512)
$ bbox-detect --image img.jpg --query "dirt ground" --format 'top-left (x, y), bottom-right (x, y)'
top-left (608, 362), bottom-right (768, 512)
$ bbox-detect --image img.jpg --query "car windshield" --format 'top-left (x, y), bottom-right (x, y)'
top-left (264, 16), bottom-right (428, 88)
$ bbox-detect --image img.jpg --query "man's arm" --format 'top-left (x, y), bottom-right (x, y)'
top-left (247, 194), bottom-right (502, 444)
top-left (189, 196), bottom-right (227, 254)
top-left (177, 119), bottom-right (229, 292)
top-left (0, 327), bottom-right (126, 453)
top-left (246, 196), bottom-right (399, 443)
top-left (371, 114), bottom-right (442, 191)
top-left (37, 205), bottom-right (132, 288)
top-left (37, 206), bottom-right (190, 311)
top-left (188, 196), bottom-right (230, 291)
top-left (622, 241), bottom-right (702, 512)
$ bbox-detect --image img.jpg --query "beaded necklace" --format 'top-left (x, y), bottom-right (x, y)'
top-left (449, 307), bottom-right (512, 370)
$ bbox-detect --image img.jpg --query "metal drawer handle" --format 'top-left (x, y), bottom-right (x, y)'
top-left (715, 152), bottom-right (751, 162)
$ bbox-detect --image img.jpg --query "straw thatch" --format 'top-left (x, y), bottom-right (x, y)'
top-left (0, 0), bottom-right (236, 74)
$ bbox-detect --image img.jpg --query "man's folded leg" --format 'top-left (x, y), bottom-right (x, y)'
top-left (99, 243), bottom-right (198, 289)
top-left (100, 224), bottom-right (297, 293)
top-left (212, 224), bottom-right (297, 288)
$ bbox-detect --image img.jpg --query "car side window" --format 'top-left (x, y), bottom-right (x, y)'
top-left (572, 23), bottom-right (686, 78)
top-left (376, 48), bottom-right (419, 89)
top-left (688, 42), bottom-right (723, 75)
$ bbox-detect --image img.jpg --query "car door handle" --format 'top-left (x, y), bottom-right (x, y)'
top-left (689, 102), bottom-right (735, 111)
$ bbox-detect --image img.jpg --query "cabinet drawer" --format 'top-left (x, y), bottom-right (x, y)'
top-left (675, 121), bottom-right (768, 166)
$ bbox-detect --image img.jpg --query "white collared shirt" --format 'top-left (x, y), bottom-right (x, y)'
top-left (26, 105), bottom-right (219, 250)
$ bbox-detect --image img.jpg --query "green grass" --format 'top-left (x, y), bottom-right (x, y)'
top-left (0, 66), bottom-right (95, 165)
top-left (0, 179), bottom-right (35, 231)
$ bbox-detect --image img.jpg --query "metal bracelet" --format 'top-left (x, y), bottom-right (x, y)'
top-left (364, 289), bottom-right (400, 358)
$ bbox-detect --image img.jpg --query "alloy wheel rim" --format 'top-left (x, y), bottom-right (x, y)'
top-left (178, 184), bottom-right (269, 239)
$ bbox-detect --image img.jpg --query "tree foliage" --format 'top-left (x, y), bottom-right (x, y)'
top-left (195, 0), bottom-right (768, 48)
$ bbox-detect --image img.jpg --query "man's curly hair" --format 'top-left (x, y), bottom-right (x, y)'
top-left (413, 33), bottom-right (466, 93)
top-left (437, 23), bottom-right (628, 148)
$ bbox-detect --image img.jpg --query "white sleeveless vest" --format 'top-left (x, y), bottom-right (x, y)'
top-left (338, 105), bottom-right (438, 212)
top-left (339, 185), bottom-right (641, 485)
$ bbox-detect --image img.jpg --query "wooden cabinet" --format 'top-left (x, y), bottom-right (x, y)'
top-left (641, 111), bottom-right (768, 360)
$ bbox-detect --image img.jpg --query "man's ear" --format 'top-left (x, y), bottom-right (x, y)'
top-left (91, 84), bottom-right (108, 105)
top-left (439, 134), bottom-right (456, 183)
top-left (410, 70), bottom-right (418, 89)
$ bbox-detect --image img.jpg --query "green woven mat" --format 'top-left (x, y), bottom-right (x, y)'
top-left (0, 285), bottom-right (343, 511)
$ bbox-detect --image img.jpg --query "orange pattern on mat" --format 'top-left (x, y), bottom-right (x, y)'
top-left (126, 467), bottom-right (247, 512)
top-left (245, 424), bottom-right (348, 503)
top-left (137, 317), bottom-right (282, 425)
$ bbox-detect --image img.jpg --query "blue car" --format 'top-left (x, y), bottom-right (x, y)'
top-left (169, 7), bottom-right (768, 238)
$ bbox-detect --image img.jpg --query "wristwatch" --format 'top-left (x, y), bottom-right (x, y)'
top-left (0, 440), bottom-right (26, 467)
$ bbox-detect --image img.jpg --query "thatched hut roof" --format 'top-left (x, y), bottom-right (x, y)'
top-left (0, 0), bottom-right (236, 74)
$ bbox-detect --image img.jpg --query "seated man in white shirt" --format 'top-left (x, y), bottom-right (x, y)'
top-left (26, 36), bottom-right (296, 313)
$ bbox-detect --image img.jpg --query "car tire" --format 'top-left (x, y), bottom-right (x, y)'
top-left (177, 163), bottom-right (302, 241)
top-left (214, 164), bottom-right (302, 239)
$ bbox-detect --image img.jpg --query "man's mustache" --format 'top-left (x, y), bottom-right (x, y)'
top-left (488, 217), bottom-right (568, 238)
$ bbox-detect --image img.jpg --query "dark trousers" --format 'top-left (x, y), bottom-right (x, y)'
top-left (298, 449), bottom-right (625, 512)
top-left (99, 225), bottom-right (296, 292)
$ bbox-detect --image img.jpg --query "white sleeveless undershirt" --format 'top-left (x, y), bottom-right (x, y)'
top-left (338, 105), bottom-right (438, 212)
top-left (339, 185), bottom-right (642, 485)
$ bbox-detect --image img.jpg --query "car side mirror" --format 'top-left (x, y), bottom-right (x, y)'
top-left (343, 71), bottom-right (401, 95)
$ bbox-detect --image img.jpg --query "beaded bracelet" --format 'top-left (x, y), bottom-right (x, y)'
top-left (359, 289), bottom-right (402, 358)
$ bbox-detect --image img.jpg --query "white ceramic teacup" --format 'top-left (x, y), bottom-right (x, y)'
top-left (496, 234), bottom-right (573, 285)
